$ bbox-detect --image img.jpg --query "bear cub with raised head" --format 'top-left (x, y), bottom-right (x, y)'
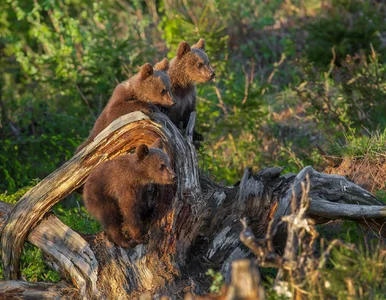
top-left (76, 60), bottom-right (174, 152)
top-left (167, 38), bottom-right (215, 139)
top-left (83, 138), bottom-right (176, 248)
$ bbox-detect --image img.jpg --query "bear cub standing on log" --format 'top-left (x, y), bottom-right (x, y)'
top-left (167, 38), bottom-right (215, 140)
top-left (83, 139), bottom-right (176, 248)
top-left (76, 60), bottom-right (174, 152)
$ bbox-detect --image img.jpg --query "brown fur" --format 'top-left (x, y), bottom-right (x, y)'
top-left (76, 61), bottom-right (174, 152)
top-left (83, 139), bottom-right (176, 248)
top-left (167, 38), bottom-right (215, 129)
top-left (154, 58), bottom-right (169, 71)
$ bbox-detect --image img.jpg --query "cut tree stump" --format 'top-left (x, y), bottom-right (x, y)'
top-left (1, 111), bottom-right (386, 299)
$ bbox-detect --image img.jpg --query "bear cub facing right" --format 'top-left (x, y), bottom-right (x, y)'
top-left (83, 139), bottom-right (176, 248)
top-left (167, 38), bottom-right (215, 140)
top-left (76, 61), bottom-right (174, 153)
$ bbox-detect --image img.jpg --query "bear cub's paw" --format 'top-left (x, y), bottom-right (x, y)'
top-left (134, 233), bottom-right (150, 245)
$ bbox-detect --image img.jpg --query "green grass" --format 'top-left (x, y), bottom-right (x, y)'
top-left (0, 244), bottom-right (62, 283)
top-left (0, 179), bottom-right (40, 204)
top-left (319, 242), bottom-right (386, 299)
top-left (332, 129), bottom-right (386, 159)
top-left (53, 203), bottom-right (101, 234)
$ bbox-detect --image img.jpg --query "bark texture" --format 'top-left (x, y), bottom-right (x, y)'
top-left (1, 111), bottom-right (385, 299)
top-left (0, 281), bottom-right (79, 299)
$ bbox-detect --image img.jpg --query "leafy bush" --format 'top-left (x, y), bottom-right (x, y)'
top-left (0, 135), bottom-right (79, 192)
top-left (303, 0), bottom-right (386, 67)
top-left (320, 243), bottom-right (386, 298)
top-left (295, 48), bottom-right (386, 151)
top-left (0, 0), bottom-right (162, 192)
top-left (54, 203), bottom-right (101, 234)
top-left (337, 52), bottom-right (386, 130)
top-left (19, 245), bottom-right (61, 283)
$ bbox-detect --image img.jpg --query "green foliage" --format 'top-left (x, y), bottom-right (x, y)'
top-left (206, 268), bottom-right (224, 294)
top-left (0, 135), bottom-right (79, 192)
top-left (159, 1), bottom-right (272, 183)
top-left (331, 129), bottom-right (386, 159)
top-left (54, 203), bottom-right (101, 234)
top-left (0, 0), bottom-right (161, 192)
top-left (259, 224), bottom-right (386, 299)
top-left (338, 52), bottom-right (386, 130)
top-left (197, 68), bottom-right (269, 183)
top-left (0, 244), bottom-right (61, 282)
top-left (295, 48), bottom-right (386, 159)
top-left (19, 245), bottom-right (61, 282)
top-left (0, 178), bottom-right (38, 204)
top-left (319, 243), bottom-right (386, 299)
top-left (375, 190), bottom-right (386, 204)
top-left (303, 0), bottom-right (386, 67)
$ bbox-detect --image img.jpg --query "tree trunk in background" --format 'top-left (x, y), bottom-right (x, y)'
top-left (0, 112), bottom-right (385, 299)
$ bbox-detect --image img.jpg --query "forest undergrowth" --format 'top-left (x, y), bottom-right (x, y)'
top-left (1, 0), bottom-right (386, 298)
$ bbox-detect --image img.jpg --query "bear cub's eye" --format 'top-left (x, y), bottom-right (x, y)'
top-left (159, 164), bottom-right (166, 170)
top-left (161, 89), bottom-right (167, 95)
top-left (197, 62), bottom-right (204, 68)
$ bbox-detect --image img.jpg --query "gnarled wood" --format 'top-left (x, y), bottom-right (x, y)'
top-left (0, 201), bottom-right (99, 299)
top-left (0, 281), bottom-right (79, 299)
top-left (1, 111), bottom-right (386, 299)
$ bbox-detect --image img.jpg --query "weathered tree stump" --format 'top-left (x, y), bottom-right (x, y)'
top-left (1, 111), bottom-right (385, 299)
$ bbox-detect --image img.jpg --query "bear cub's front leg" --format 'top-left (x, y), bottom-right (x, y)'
top-left (83, 139), bottom-right (176, 248)
top-left (118, 196), bottom-right (150, 246)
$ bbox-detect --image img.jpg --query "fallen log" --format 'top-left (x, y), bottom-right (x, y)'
top-left (1, 111), bottom-right (386, 299)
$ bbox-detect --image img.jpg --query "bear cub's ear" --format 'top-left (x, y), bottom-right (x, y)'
top-left (136, 144), bottom-right (149, 160)
top-left (176, 41), bottom-right (191, 59)
top-left (139, 63), bottom-right (154, 80)
top-left (151, 138), bottom-right (164, 150)
top-left (192, 38), bottom-right (205, 50)
top-left (154, 58), bottom-right (169, 71)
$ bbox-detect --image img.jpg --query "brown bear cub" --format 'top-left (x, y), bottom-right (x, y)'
top-left (167, 38), bottom-right (215, 140)
top-left (76, 60), bottom-right (174, 152)
top-left (83, 139), bottom-right (176, 248)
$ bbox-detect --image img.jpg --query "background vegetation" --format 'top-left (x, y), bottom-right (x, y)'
top-left (1, 0), bottom-right (386, 297)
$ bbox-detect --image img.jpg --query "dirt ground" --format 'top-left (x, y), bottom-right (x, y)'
top-left (324, 157), bottom-right (386, 194)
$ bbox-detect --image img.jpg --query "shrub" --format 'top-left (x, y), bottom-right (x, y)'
top-left (303, 0), bottom-right (386, 67)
